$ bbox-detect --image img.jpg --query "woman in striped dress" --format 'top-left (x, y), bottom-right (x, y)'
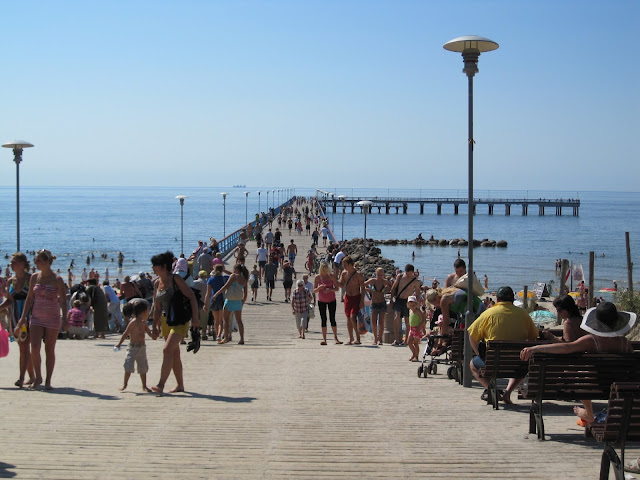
top-left (16, 249), bottom-right (68, 390)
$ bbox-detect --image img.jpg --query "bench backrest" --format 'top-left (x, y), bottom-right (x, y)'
top-left (526, 353), bottom-right (640, 401)
top-left (482, 340), bottom-right (545, 379)
top-left (591, 382), bottom-right (640, 443)
top-left (450, 329), bottom-right (465, 362)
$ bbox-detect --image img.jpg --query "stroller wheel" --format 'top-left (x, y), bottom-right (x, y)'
top-left (417, 365), bottom-right (424, 377)
top-left (432, 364), bottom-right (438, 375)
top-left (447, 366), bottom-right (455, 380)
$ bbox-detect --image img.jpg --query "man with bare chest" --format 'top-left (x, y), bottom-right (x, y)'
top-left (336, 256), bottom-right (365, 345)
top-left (390, 264), bottom-right (422, 346)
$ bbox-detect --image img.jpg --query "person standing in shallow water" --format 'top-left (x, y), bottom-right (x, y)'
top-left (16, 249), bottom-right (67, 390)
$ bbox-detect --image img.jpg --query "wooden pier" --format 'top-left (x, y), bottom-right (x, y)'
top-left (317, 194), bottom-right (580, 216)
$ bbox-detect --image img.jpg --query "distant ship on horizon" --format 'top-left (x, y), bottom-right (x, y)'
top-left (233, 184), bottom-right (246, 188)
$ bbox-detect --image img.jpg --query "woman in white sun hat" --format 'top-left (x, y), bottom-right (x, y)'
top-left (521, 301), bottom-right (636, 425)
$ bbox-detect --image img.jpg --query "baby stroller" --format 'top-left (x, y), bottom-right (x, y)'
top-left (417, 314), bottom-right (461, 378)
top-left (417, 333), bottom-right (453, 378)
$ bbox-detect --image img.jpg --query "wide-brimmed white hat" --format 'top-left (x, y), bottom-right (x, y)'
top-left (581, 302), bottom-right (636, 337)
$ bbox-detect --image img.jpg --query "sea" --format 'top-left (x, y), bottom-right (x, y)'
top-left (0, 186), bottom-right (638, 297)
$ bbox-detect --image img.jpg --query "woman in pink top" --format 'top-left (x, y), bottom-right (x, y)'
top-left (313, 262), bottom-right (342, 345)
top-left (16, 249), bottom-right (68, 390)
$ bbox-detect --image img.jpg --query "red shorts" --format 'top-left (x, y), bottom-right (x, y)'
top-left (344, 294), bottom-right (361, 318)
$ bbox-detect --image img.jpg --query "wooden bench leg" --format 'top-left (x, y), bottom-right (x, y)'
top-left (601, 444), bottom-right (624, 480)
top-left (531, 400), bottom-right (545, 440)
top-left (489, 380), bottom-right (499, 410)
top-left (529, 402), bottom-right (537, 435)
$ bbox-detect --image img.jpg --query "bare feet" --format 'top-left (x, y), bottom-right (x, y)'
top-left (15, 379), bottom-right (24, 388)
top-left (353, 341), bottom-right (361, 345)
top-left (151, 385), bottom-right (163, 395)
top-left (168, 386), bottom-right (184, 393)
top-left (502, 390), bottom-right (513, 404)
top-left (574, 406), bottom-right (594, 423)
top-left (44, 384), bottom-right (54, 391)
top-left (238, 340), bottom-right (244, 345)
top-left (29, 378), bottom-right (42, 390)
top-left (345, 341), bottom-right (353, 345)
top-left (142, 386), bottom-right (152, 393)
top-left (24, 378), bottom-right (34, 385)
top-left (119, 385), bottom-right (127, 391)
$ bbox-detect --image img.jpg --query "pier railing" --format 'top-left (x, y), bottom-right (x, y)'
top-left (218, 198), bottom-right (294, 259)
top-left (317, 195), bottom-right (580, 216)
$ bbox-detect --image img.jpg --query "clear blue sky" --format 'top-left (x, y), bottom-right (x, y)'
top-left (1, 0), bottom-right (638, 191)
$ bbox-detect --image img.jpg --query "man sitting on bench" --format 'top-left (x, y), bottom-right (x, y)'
top-left (468, 286), bottom-right (538, 404)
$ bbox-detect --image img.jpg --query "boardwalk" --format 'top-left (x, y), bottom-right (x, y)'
top-left (0, 208), bottom-right (632, 479)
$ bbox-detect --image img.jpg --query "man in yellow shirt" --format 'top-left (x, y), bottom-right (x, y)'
top-left (467, 286), bottom-right (538, 404)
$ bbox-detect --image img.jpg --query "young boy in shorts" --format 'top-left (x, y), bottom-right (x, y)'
top-left (114, 299), bottom-right (155, 392)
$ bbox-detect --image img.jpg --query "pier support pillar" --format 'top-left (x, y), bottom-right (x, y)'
top-left (395, 206), bottom-right (399, 214)
top-left (403, 203), bottom-right (407, 214)
top-left (385, 203), bottom-right (390, 214)
top-left (505, 205), bottom-right (510, 215)
top-left (522, 204), bottom-right (527, 216)
top-left (488, 204), bottom-right (493, 215)
top-left (437, 203), bottom-right (442, 215)
top-left (420, 203), bottom-right (424, 214)
top-left (454, 204), bottom-right (459, 215)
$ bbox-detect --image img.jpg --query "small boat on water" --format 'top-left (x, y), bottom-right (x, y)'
top-left (233, 184), bottom-right (246, 188)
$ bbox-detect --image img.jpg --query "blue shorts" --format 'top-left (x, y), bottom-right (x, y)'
top-left (472, 356), bottom-right (485, 369)
top-left (224, 299), bottom-right (243, 312)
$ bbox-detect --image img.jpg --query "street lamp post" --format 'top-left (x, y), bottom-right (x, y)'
top-left (175, 195), bottom-right (188, 256)
top-left (337, 195), bottom-right (346, 241)
top-left (266, 190), bottom-right (269, 213)
top-left (257, 191), bottom-right (261, 215)
top-left (356, 200), bottom-right (372, 274)
top-left (444, 35), bottom-right (499, 388)
top-left (220, 192), bottom-right (228, 237)
top-left (2, 140), bottom-right (34, 252)
top-left (244, 191), bottom-right (250, 226)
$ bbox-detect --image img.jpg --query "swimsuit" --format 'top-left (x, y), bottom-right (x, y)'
top-left (30, 284), bottom-right (61, 330)
top-left (344, 294), bottom-right (361, 317)
top-left (8, 280), bottom-right (29, 330)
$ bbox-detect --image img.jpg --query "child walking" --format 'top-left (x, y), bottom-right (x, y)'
top-left (250, 265), bottom-right (260, 302)
top-left (115, 299), bottom-right (155, 392)
top-left (291, 279), bottom-right (312, 339)
top-left (407, 295), bottom-right (426, 362)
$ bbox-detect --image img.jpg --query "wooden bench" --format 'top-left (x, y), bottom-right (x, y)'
top-left (447, 329), bottom-right (465, 384)
top-left (521, 352), bottom-right (640, 440)
top-left (479, 340), bottom-right (546, 410)
top-left (588, 382), bottom-right (640, 480)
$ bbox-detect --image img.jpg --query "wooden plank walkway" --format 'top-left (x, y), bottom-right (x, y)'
top-left (0, 203), bottom-right (634, 479)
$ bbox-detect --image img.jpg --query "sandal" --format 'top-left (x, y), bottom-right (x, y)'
top-left (320, 341), bottom-right (327, 345)
top-left (480, 389), bottom-right (489, 401)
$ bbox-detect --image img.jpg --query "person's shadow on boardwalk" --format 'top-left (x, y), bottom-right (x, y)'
top-left (0, 461), bottom-right (17, 478)
top-left (161, 391), bottom-right (257, 402)
top-left (0, 386), bottom-right (119, 400)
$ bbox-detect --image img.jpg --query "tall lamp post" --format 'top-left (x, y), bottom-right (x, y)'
top-left (175, 195), bottom-right (188, 256)
top-left (244, 191), bottom-right (250, 226)
top-left (2, 140), bottom-right (34, 252)
top-left (337, 195), bottom-right (346, 241)
top-left (444, 35), bottom-right (499, 388)
top-left (356, 200), bottom-right (372, 274)
top-left (257, 191), bottom-right (261, 215)
top-left (266, 190), bottom-right (269, 213)
top-left (220, 192), bottom-right (228, 237)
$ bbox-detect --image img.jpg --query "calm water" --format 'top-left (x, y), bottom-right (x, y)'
top-left (0, 186), bottom-right (638, 295)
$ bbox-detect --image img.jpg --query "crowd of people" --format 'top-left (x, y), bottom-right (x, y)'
top-left (1, 196), bottom-right (636, 465)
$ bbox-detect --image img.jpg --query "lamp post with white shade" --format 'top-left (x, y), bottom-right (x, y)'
top-left (175, 195), bottom-right (188, 256)
top-left (257, 191), bottom-right (261, 215)
top-left (337, 195), bottom-right (346, 241)
top-left (2, 140), bottom-right (34, 252)
top-left (356, 200), bottom-right (372, 274)
top-left (220, 192), bottom-right (228, 237)
top-left (444, 34), bottom-right (499, 388)
top-left (244, 191), bottom-right (250, 226)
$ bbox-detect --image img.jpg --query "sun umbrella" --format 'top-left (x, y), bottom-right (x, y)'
top-left (568, 292), bottom-right (580, 298)
top-left (517, 290), bottom-right (536, 299)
